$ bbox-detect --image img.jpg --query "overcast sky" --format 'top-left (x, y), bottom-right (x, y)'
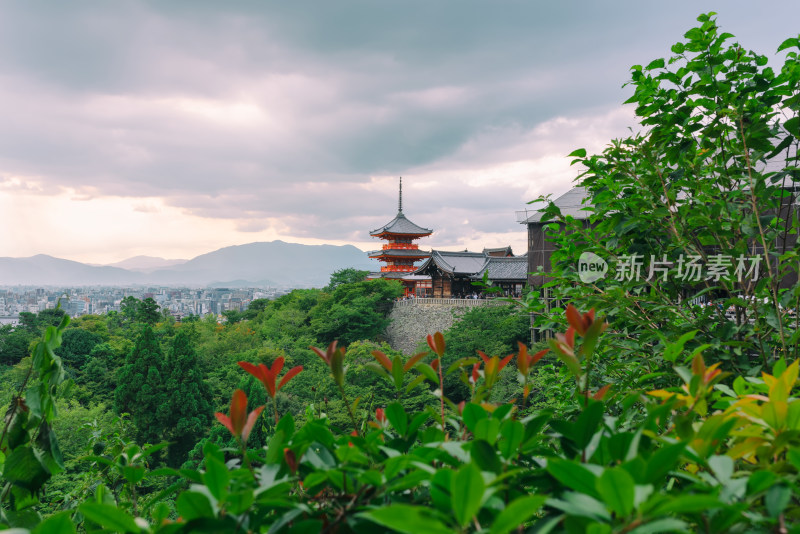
top-left (1, 1), bottom-right (798, 265)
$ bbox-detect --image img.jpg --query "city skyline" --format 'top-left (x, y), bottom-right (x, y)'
top-left (1, 2), bottom-right (798, 264)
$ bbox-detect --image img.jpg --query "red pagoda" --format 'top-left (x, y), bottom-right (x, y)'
top-left (368, 178), bottom-right (432, 297)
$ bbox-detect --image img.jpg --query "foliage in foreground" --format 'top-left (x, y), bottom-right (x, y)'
top-left (4, 302), bottom-right (800, 533)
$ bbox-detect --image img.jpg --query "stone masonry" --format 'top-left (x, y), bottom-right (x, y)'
top-left (383, 298), bottom-right (499, 355)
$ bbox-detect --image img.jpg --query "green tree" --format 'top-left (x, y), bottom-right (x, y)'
top-left (325, 268), bottom-right (370, 291)
top-left (0, 324), bottom-right (35, 366)
top-left (438, 304), bottom-right (530, 403)
top-left (159, 331), bottom-right (213, 466)
top-left (534, 14), bottom-right (800, 377)
top-left (56, 328), bottom-right (103, 369)
top-left (137, 297), bottom-right (161, 326)
top-left (311, 279), bottom-right (403, 345)
top-left (114, 325), bottom-right (167, 445)
top-left (119, 296), bottom-right (141, 324)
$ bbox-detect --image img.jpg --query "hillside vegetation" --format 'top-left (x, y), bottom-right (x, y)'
top-left (2, 14), bottom-right (800, 533)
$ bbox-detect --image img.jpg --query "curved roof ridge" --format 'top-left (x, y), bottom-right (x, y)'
top-left (369, 211), bottom-right (433, 236)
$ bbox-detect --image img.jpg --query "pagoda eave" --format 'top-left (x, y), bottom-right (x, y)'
top-left (370, 231), bottom-right (432, 239)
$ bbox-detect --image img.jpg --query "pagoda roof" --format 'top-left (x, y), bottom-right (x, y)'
top-left (368, 248), bottom-right (431, 258)
top-left (370, 211), bottom-right (433, 237)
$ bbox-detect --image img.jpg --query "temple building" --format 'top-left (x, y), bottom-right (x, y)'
top-left (414, 250), bottom-right (527, 298)
top-left (367, 178), bottom-right (433, 297)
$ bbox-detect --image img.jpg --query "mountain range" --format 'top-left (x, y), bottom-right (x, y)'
top-left (0, 241), bottom-right (376, 287)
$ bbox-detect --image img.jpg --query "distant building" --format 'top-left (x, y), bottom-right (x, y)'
top-left (367, 178), bottom-right (433, 297)
top-left (414, 250), bottom-right (527, 298)
top-left (517, 187), bottom-right (590, 290)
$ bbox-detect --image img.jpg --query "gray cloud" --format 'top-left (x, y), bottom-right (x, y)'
top-left (0, 1), bottom-right (798, 259)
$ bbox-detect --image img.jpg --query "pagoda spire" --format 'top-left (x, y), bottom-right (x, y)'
top-left (398, 177), bottom-right (403, 214)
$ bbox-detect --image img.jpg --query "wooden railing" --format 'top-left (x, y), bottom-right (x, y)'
top-left (393, 297), bottom-right (511, 307)
top-left (382, 243), bottom-right (419, 250)
top-left (380, 266), bottom-right (417, 272)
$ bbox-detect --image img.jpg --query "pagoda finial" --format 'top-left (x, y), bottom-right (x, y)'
top-left (398, 177), bottom-right (403, 214)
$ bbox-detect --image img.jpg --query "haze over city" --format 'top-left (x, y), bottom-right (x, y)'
top-left (1, 1), bottom-right (798, 265)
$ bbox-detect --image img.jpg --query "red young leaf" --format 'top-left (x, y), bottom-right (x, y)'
top-left (566, 304), bottom-right (586, 335)
top-left (427, 332), bottom-right (445, 357)
top-left (532, 348), bottom-right (549, 365)
top-left (471, 362), bottom-right (481, 384)
top-left (498, 354), bottom-right (514, 371)
top-left (517, 343), bottom-right (530, 375)
top-left (270, 356), bottom-right (285, 379)
top-left (477, 350), bottom-right (490, 366)
top-left (242, 405), bottom-right (265, 443)
top-left (278, 365), bottom-right (303, 391)
top-left (592, 384), bottom-right (612, 400)
top-left (404, 351), bottom-right (428, 372)
top-left (371, 350), bottom-right (393, 372)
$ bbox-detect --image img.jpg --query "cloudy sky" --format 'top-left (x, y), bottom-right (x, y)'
top-left (1, 1), bottom-right (797, 265)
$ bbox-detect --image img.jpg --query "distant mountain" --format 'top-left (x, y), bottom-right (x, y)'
top-left (145, 241), bottom-right (374, 287)
top-left (0, 255), bottom-right (145, 286)
top-left (0, 241), bottom-right (375, 287)
top-left (106, 255), bottom-right (188, 272)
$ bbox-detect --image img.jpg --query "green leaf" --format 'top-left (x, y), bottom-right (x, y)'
top-left (643, 443), bottom-right (685, 484)
top-left (462, 403), bottom-right (487, 433)
top-left (662, 330), bottom-right (698, 363)
top-left (574, 401), bottom-right (604, 449)
top-left (416, 362), bottom-right (439, 383)
top-left (568, 148), bottom-right (587, 158)
top-left (176, 491), bottom-right (215, 520)
top-left (430, 468), bottom-right (453, 514)
top-left (391, 356), bottom-right (404, 388)
top-left (405, 374), bottom-right (426, 393)
top-left (5, 508), bottom-right (42, 530)
top-left (471, 439), bottom-right (502, 474)
top-left (3, 447), bottom-right (50, 492)
top-left (451, 463), bottom-right (485, 526)
top-left (122, 465), bottom-right (145, 486)
top-left (546, 458), bottom-right (599, 498)
top-left (777, 37), bottom-right (800, 52)
top-left (498, 419), bottom-right (524, 460)
top-left (490, 495), bottom-right (546, 534)
top-left (646, 58), bottom-right (665, 70)
top-left (385, 402), bottom-right (408, 436)
top-left (474, 417), bottom-right (501, 444)
top-left (33, 511), bottom-right (75, 534)
top-left (203, 456), bottom-right (230, 501)
top-left (628, 518), bottom-right (690, 534)
top-left (596, 468), bottom-right (635, 517)
top-left (360, 505), bottom-right (452, 534)
top-left (766, 485), bottom-right (791, 518)
top-left (651, 494), bottom-right (723, 514)
top-left (78, 503), bottom-right (139, 533)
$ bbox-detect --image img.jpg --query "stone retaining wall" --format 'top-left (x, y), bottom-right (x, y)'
top-left (384, 298), bottom-right (501, 354)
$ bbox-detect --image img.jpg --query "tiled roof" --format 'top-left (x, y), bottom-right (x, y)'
top-left (370, 212), bottom-right (433, 236)
top-left (415, 250), bottom-right (488, 276)
top-left (483, 246), bottom-right (514, 256)
top-left (522, 187), bottom-right (590, 223)
top-left (471, 257), bottom-right (528, 281)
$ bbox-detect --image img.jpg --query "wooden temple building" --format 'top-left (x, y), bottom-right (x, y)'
top-left (367, 179), bottom-right (433, 297)
top-left (368, 178), bottom-right (529, 298)
top-left (413, 250), bottom-right (527, 298)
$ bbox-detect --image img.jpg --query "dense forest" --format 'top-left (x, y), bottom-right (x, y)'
top-left (2, 14), bottom-right (800, 533)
